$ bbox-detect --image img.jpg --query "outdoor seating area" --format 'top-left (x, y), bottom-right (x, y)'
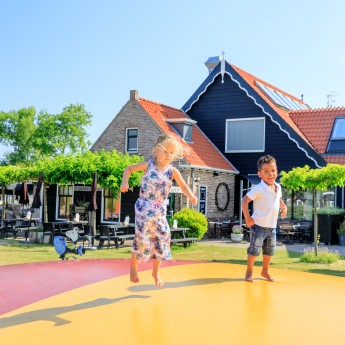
top-left (277, 219), bottom-right (313, 244)
top-left (206, 217), bottom-right (249, 240)
top-left (204, 217), bottom-right (313, 245)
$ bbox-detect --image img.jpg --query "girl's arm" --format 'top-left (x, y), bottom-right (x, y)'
top-left (172, 167), bottom-right (198, 206)
top-left (120, 161), bottom-right (148, 193)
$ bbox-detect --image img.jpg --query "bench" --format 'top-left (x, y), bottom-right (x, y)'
top-left (116, 234), bottom-right (135, 247)
top-left (170, 237), bottom-right (198, 248)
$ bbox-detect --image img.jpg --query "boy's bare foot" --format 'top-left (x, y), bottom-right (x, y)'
top-left (130, 268), bottom-right (139, 283)
top-left (244, 273), bottom-right (254, 283)
top-left (261, 271), bottom-right (274, 282)
top-left (152, 272), bottom-right (164, 287)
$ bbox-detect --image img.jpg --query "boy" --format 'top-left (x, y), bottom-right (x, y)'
top-left (242, 155), bottom-right (287, 282)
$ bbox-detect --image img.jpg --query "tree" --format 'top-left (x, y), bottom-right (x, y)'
top-left (0, 107), bottom-right (38, 165)
top-left (280, 164), bottom-right (345, 255)
top-left (34, 104), bottom-right (92, 156)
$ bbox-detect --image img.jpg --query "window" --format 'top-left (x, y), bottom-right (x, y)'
top-left (58, 185), bottom-right (73, 219)
top-left (226, 118), bottom-right (265, 152)
top-left (103, 188), bottom-right (121, 222)
top-left (327, 117), bottom-right (345, 153)
top-left (126, 128), bottom-right (138, 153)
top-left (165, 118), bottom-right (196, 143)
top-left (198, 185), bottom-right (207, 215)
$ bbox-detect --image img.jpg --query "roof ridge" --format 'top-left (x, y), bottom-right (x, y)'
top-left (289, 106), bottom-right (345, 114)
top-left (139, 97), bottom-right (183, 112)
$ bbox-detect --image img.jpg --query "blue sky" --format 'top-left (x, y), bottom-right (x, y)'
top-left (1, 0), bottom-right (344, 155)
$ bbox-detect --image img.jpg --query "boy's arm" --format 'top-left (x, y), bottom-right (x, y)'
top-left (280, 199), bottom-right (288, 219)
top-left (172, 167), bottom-right (198, 206)
top-left (242, 195), bottom-right (254, 227)
top-left (120, 161), bottom-right (148, 193)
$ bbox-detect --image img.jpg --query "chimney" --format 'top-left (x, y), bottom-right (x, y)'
top-left (204, 56), bottom-right (221, 73)
top-left (130, 90), bottom-right (139, 100)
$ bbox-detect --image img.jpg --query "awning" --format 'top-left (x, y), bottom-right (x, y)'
top-left (244, 175), bottom-right (261, 185)
top-left (243, 174), bottom-right (281, 185)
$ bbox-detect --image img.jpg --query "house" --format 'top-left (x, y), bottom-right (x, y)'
top-left (91, 90), bottom-right (238, 220)
top-left (46, 56), bottom-right (344, 226)
top-left (182, 56), bottom-right (345, 219)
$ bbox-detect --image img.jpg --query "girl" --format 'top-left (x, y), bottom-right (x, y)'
top-left (120, 133), bottom-right (198, 287)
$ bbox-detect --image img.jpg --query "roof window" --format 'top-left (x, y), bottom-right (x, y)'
top-left (165, 118), bottom-right (197, 143)
top-left (327, 117), bottom-right (345, 153)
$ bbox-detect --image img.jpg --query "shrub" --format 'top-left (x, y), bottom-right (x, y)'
top-left (172, 208), bottom-right (208, 239)
top-left (299, 247), bottom-right (340, 264)
top-left (317, 207), bottom-right (345, 215)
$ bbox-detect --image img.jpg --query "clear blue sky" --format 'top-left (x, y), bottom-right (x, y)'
top-left (1, 0), bottom-right (344, 154)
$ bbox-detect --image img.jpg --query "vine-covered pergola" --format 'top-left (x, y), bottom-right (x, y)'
top-left (0, 150), bottom-right (143, 224)
top-left (280, 164), bottom-right (345, 255)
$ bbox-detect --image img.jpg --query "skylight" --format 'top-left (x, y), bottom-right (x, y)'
top-left (255, 81), bottom-right (308, 111)
top-left (327, 117), bottom-right (345, 153)
top-left (332, 118), bottom-right (345, 139)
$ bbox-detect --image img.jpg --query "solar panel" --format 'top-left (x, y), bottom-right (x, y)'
top-left (256, 81), bottom-right (308, 110)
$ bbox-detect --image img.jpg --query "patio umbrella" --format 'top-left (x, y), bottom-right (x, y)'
top-left (32, 173), bottom-right (43, 209)
top-left (88, 172), bottom-right (98, 246)
top-left (88, 172), bottom-right (98, 212)
top-left (19, 181), bottom-right (29, 205)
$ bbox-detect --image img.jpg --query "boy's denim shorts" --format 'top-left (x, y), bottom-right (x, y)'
top-left (247, 224), bottom-right (276, 257)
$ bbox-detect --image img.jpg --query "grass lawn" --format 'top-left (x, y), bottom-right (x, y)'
top-left (0, 239), bottom-right (344, 278)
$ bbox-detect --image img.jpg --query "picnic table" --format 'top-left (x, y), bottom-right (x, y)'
top-left (170, 227), bottom-right (198, 247)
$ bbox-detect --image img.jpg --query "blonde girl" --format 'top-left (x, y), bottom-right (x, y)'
top-left (120, 133), bottom-right (198, 286)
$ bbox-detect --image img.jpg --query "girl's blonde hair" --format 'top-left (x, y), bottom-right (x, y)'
top-left (154, 133), bottom-right (184, 160)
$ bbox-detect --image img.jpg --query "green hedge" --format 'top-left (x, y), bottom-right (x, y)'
top-left (172, 208), bottom-right (208, 239)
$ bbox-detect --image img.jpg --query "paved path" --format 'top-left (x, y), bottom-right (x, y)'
top-left (1, 258), bottom-right (345, 345)
top-left (200, 238), bottom-right (345, 255)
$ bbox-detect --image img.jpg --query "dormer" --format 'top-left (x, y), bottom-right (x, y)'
top-left (327, 116), bottom-right (345, 153)
top-left (165, 118), bottom-right (197, 143)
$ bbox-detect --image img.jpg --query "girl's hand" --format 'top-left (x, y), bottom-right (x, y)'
top-left (120, 183), bottom-right (129, 193)
top-left (190, 195), bottom-right (198, 206)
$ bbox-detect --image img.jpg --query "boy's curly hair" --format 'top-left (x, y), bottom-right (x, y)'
top-left (257, 155), bottom-right (276, 171)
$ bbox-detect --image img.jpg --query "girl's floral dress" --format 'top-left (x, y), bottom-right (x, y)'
top-left (132, 159), bottom-right (172, 261)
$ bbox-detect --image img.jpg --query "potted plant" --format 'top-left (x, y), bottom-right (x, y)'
top-left (231, 224), bottom-right (244, 243)
top-left (29, 225), bottom-right (44, 243)
top-left (336, 220), bottom-right (345, 246)
top-left (317, 207), bottom-right (345, 245)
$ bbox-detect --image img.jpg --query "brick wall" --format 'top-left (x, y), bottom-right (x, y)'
top-left (91, 92), bottom-right (236, 220)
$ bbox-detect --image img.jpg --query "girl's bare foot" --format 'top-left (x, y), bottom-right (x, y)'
top-left (130, 268), bottom-right (139, 283)
top-left (261, 271), bottom-right (274, 282)
top-left (152, 272), bottom-right (164, 287)
top-left (244, 272), bottom-right (254, 282)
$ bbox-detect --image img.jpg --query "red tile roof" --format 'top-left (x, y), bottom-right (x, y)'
top-left (139, 98), bottom-right (238, 173)
top-left (289, 107), bottom-right (345, 164)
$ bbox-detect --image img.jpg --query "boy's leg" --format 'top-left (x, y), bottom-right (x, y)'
top-left (245, 225), bottom-right (264, 282)
top-left (130, 253), bottom-right (140, 283)
top-left (261, 255), bottom-right (274, 282)
top-left (261, 228), bottom-right (276, 282)
top-left (245, 255), bottom-right (256, 282)
top-left (152, 259), bottom-right (164, 287)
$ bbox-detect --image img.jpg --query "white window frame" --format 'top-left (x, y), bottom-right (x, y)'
top-left (198, 185), bottom-right (207, 215)
top-left (225, 117), bottom-right (265, 153)
top-left (125, 128), bottom-right (138, 153)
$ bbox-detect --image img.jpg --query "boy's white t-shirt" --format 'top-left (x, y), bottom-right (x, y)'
top-left (246, 180), bottom-right (282, 228)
